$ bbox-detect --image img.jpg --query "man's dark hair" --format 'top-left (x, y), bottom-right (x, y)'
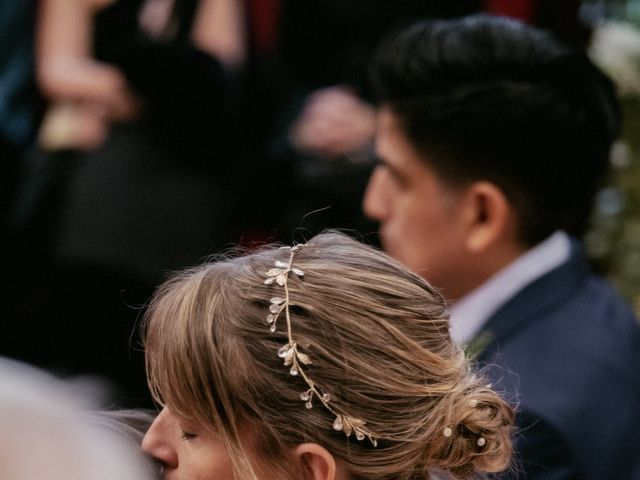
top-left (370, 14), bottom-right (620, 245)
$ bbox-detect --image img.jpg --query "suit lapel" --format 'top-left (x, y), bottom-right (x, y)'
top-left (474, 241), bottom-right (590, 363)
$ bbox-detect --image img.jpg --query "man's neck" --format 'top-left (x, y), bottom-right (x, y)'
top-left (449, 231), bottom-right (572, 345)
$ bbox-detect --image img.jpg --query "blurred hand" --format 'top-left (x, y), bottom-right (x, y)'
top-left (39, 101), bottom-right (109, 151)
top-left (139, 0), bottom-right (175, 40)
top-left (39, 57), bottom-right (142, 123)
top-left (290, 86), bottom-right (376, 159)
top-left (78, 62), bottom-right (142, 122)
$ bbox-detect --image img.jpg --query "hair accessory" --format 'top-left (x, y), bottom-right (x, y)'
top-left (443, 427), bottom-right (453, 437)
top-left (477, 437), bottom-right (487, 447)
top-left (264, 244), bottom-right (378, 447)
top-left (469, 399), bottom-right (478, 408)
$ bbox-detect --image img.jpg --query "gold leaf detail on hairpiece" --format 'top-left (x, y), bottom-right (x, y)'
top-left (333, 414), bottom-right (343, 431)
top-left (264, 244), bottom-right (378, 447)
top-left (267, 268), bottom-right (286, 276)
top-left (333, 414), bottom-right (375, 444)
top-left (267, 297), bottom-right (286, 326)
top-left (269, 303), bottom-right (282, 314)
top-left (278, 342), bottom-right (295, 358)
top-left (295, 350), bottom-right (312, 365)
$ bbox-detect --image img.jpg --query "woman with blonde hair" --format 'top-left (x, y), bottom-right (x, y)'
top-left (142, 232), bottom-right (514, 479)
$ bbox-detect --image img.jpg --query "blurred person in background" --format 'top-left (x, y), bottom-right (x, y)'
top-left (0, 355), bottom-right (158, 480)
top-left (363, 14), bottom-right (640, 479)
top-left (3, 0), bottom-right (247, 406)
top-left (245, 0), bottom-right (593, 242)
top-left (0, 0), bottom-right (42, 291)
top-left (249, 0), bottom-right (484, 239)
top-left (31, 0), bottom-right (246, 281)
top-left (0, 1), bottom-right (40, 228)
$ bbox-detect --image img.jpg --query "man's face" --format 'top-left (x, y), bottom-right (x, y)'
top-left (363, 108), bottom-right (469, 299)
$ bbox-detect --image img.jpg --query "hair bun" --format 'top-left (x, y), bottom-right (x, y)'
top-left (429, 381), bottom-right (514, 478)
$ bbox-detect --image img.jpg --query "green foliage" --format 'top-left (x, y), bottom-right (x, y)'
top-left (586, 97), bottom-right (640, 314)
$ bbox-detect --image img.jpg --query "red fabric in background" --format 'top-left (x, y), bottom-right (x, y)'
top-left (484, 0), bottom-right (591, 49)
top-left (484, 0), bottom-right (536, 22)
top-left (247, 0), bottom-right (280, 54)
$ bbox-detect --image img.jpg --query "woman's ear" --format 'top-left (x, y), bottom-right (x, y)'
top-left (461, 181), bottom-right (515, 253)
top-left (292, 443), bottom-right (338, 480)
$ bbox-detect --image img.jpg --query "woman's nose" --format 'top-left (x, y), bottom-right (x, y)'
top-left (141, 408), bottom-right (179, 469)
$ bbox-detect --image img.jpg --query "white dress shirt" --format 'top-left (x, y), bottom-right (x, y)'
top-left (449, 231), bottom-right (571, 346)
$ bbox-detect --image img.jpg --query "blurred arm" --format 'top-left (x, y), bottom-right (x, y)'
top-left (36, 0), bottom-right (138, 120)
top-left (191, 0), bottom-right (247, 70)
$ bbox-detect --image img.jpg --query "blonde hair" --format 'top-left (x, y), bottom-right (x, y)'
top-left (143, 232), bottom-right (514, 479)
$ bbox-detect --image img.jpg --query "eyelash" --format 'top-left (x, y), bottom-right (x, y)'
top-left (180, 430), bottom-right (197, 441)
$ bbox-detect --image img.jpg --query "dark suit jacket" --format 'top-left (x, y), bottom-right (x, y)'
top-left (475, 242), bottom-right (640, 479)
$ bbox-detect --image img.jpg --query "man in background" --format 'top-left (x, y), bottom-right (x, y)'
top-left (363, 14), bottom-right (640, 479)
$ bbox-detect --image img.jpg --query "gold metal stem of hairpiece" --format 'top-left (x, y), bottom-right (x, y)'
top-left (264, 245), bottom-right (378, 446)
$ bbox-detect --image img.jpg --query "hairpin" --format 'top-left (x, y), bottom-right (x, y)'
top-left (443, 399), bottom-right (488, 448)
top-left (264, 244), bottom-right (378, 446)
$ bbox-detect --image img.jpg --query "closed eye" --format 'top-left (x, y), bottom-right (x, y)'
top-left (180, 430), bottom-right (197, 441)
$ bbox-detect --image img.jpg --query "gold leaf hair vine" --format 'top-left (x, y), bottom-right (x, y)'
top-left (264, 244), bottom-right (378, 446)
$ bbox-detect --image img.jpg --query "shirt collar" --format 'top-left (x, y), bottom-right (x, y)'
top-left (449, 231), bottom-right (572, 346)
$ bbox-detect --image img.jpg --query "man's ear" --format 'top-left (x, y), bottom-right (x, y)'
top-left (292, 443), bottom-right (338, 480)
top-left (461, 181), bottom-right (514, 253)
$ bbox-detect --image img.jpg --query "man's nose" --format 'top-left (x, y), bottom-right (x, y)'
top-left (363, 166), bottom-right (389, 221)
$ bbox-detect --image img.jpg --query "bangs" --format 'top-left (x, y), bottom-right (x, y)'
top-left (143, 258), bottom-right (282, 479)
top-left (143, 265), bottom-right (231, 429)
